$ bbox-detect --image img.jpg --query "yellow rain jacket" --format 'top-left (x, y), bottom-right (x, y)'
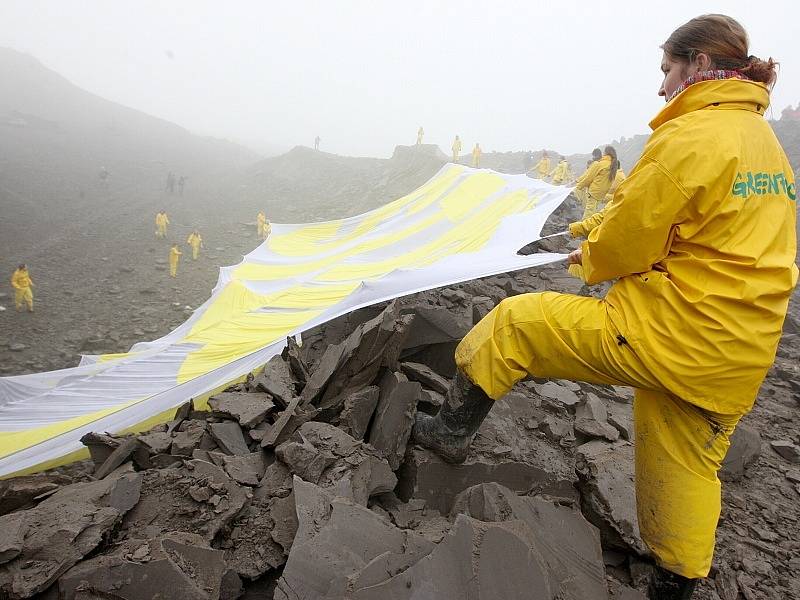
top-left (549, 160), bottom-right (569, 184)
top-left (452, 138), bottom-right (462, 156)
top-left (534, 156), bottom-right (550, 177)
top-left (605, 168), bottom-right (626, 202)
top-left (472, 145), bottom-right (482, 167)
top-left (582, 79), bottom-right (797, 416)
top-left (187, 233), bottom-right (203, 259)
top-left (574, 155), bottom-right (613, 202)
top-left (11, 268), bottom-right (32, 291)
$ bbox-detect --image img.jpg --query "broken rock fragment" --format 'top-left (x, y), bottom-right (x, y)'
top-left (574, 393), bottom-right (620, 442)
top-left (720, 424), bottom-right (761, 481)
top-left (58, 532), bottom-right (237, 600)
top-left (575, 440), bottom-right (647, 555)
top-left (0, 472), bottom-right (142, 599)
top-left (338, 386), bottom-right (380, 440)
top-left (209, 421), bottom-right (251, 455)
top-left (276, 422), bottom-right (396, 505)
top-left (367, 370), bottom-right (421, 470)
top-left (451, 482), bottom-right (608, 600)
top-left (209, 391), bottom-right (276, 428)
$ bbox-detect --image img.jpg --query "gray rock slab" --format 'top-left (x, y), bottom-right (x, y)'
top-left (720, 424), bottom-right (761, 481)
top-left (209, 421), bottom-right (251, 455)
top-left (301, 301), bottom-right (411, 407)
top-left (350, 514), bottom-right (552, 600)
top-left (0, 512), bottom-right (27, 564)
top-left (452, 482), bottom-right (608, 600)
top-left (575, 394), bottom-right (620, 442)
top-left (339, 386), bottom-right (380, 440)
top-left (222, 451), bottom-right (271, 486)
top-left (0, 473), bottom-right (142, 599)
top-left (137, 430), bottom-right (172, 454)
top-left (606, 401), bottom-right (634, 441)
top-left (399, 304), bottom-right (471, 349)
top-left (58, 532), bottom-right (234, 600)
top-left (274, 479), bottom-right (429, 600)
top-left (770, 440), bottom-right (800, 463)
top-left (0, 475), bottom-right (63, 516)
top-left (170, 420), bottom-right (206, 456)
top-left (254, 354), bottom-right (298, 406)
top-left (534, 381), bottom-right (581, 407)
top-left (400, 361), bottom-right (450, 394)
top-left (368, 370), bottom-right (421, 470)
top-left (261, 395), bottom-right (302, 448)
top-left (209, 391), bottom-right (276, 428)
top-left (277, 422), bottom-right (396, 506)
top-left (224, 500), bottom-right (287, 580)
top-left (575, 440), bottom-right (647, 555)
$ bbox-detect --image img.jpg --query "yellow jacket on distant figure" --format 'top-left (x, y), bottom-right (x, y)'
top-left (452, 139), bottom-right (462, 153)
top-left (187, 233), bottom-right (203, 248)
top-left (156, 213), bottom-right (169, 226)
top-left (169, 247), bottom-right (182, 263)
top-left (581, 79), bottom-right (798, 415)
top-left (11, 269), bottom-right (32, 290)
top-left (534, 156), bottom-right (550, 176)
top-left (549, 160), bottom-right (569, 184)
top-left (605, 168), bottom-right (626, 202)
top-left (574, 155), bottom-right (613, 201)
top-left (569, 202), bottom-right (611, 238)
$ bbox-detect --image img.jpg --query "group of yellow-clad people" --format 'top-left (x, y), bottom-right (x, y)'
top-left (529, 148), bottom-right (627, 219)
top-left (150, 210), bottom-right (271, 278)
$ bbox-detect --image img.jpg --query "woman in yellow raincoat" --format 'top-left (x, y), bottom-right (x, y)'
top-left (413, 15), bottom-right (796, 598)
top-left (574, 146), bottom-right (618, 218)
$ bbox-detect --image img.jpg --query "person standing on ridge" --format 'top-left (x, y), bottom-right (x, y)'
top-left (574, 146), bottom-right (618, 218)
top-left (169, 244), bottom-right (182, 277)
top-left (10, 264), bottom-right (34, 313)
top-left (529, 151), bottom-right (550, 179)
top-left (472, 143), bottom-right (482, 167)
top-left (155, 211), bottom-right (170, 238)
top-left (314, 136), bottom-right (321, 151)
top-left (187, 230), bottom-right (203, 260)
top-left (257, 211), bottom-right (267, 239)
top-left (574, 148), bottom-right (603, 205)
top-left (262, 218), bottom-right (272, 240)
top-left (165, 171), bottom-right (175, 194)
top-left (412, 14), bottom-right (796, 599)
top-left (451, 136), bottom-right (462, 163)
top-left (416, 126), bottom-right (424, 145)
top-left (178, 175), bottom-right (186, 196)
top-left (548, 156), bottom-right (570, 184)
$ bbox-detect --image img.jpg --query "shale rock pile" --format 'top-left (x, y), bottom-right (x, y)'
top-left (1, 201), bottom-right (797, 599)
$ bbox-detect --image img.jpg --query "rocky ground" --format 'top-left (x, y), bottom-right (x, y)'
top-left (0, 198), bottom-right (798, 599)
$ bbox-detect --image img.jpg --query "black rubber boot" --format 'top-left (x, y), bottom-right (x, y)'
top-left (648, 566), bottom-right (697, 599)
top-left (411, 370), bottom-right (494, 463)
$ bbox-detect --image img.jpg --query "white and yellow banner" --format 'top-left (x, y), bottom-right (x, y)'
top-left (0, 164), bottom-right (572, 477)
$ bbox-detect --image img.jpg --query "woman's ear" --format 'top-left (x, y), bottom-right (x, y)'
top-left (694, 52), bottom-right (712, 72)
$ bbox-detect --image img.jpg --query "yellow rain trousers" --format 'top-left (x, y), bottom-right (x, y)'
top-left (452, 139), bottom-right (462, 163)
top-left (169, 247), bottom-right (182, 277)
top-left (257, 213), bottom-right (267, 238)
top-left (155, 214), bottom-right (169, 238)
top-left (11, 269), bottom-right (34, 311)
top-left (187, 234), bottom-right (202, 260)
top-left (455, 79), bottom-right (797, 579)
top-left (533, 156), bottom-right (550, 179)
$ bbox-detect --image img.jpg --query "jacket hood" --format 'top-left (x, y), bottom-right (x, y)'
top-left (649, 79), bottom-right (770, 131)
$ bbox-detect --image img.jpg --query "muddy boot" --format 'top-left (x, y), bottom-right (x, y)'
top-left (411, 370), bottom-right (494, 464)
top-left (648, 566), bottom-right (697, 599)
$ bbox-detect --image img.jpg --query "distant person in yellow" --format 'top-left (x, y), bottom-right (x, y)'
top-left (262, 219), bottom-right (272, 240)
top-left (257, 211), bottom-right (267, 238)
top-left (529, 152), bottom-right (550, 179)
top-left (155, 211), bottom-right (170, 238)
top-left (169, 244), bottom-right (182, 277)
top-left (574, 149), bottom-right (603, 205)
top-left (548, 156), bottom-right (570, 184)
top-left (605, 160), bottom-right (626, 202)
top-left (416, 127), bottom-right (424, 145)
top-left (472, 143), bottom-right (482, 167)
top-left (187, 230), bottom-right (204, 260)
top-left (574, 146), bottom-right (617, 218)
top-left (451, 136), bottom-right (462, 163)
top-left (10, 264), bottom-right (34, 312)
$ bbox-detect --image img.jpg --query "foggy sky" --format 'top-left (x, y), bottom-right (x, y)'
top-left (2, 0), bottom-right (799, 158)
